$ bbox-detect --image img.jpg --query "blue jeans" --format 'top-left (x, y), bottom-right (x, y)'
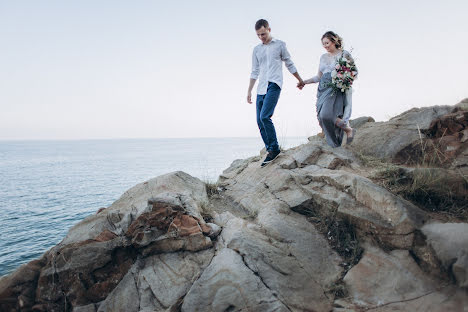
top-left (256, 82), bottom-right (281, 152)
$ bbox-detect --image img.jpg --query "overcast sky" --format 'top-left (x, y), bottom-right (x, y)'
top-left (1, 0), bottom-right (467, 140)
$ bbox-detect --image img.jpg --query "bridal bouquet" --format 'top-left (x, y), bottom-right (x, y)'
top-left (330, 55), bottom-right (357, 93)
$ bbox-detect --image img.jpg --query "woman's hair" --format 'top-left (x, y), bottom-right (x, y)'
top-left (322, 31), bottom-right (343, 49)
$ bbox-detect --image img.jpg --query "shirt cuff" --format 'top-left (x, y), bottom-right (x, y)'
top-left (287, 65), bottom-right (297, 74)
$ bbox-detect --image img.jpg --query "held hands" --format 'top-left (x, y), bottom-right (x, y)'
top-left (297, 80), bottom-right (305, 90)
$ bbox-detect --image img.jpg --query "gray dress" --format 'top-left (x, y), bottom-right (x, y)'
top-left (314, 50), bottom-right (356, 147)
top-left (316, 72), bottom-right (346, 147)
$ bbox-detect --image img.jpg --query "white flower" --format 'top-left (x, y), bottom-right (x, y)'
top-left (331, 70), bottom-right (337, 78)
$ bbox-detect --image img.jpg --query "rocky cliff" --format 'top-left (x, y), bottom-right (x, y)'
top-left (1, 100), bottom-right (467, 312)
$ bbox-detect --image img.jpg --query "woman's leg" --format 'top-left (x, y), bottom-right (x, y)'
top-left (342, 89), bottom-right (353, 124)
top-left (335, 117), bottom-right (355, 141)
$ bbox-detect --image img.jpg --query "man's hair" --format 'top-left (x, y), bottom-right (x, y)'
top-left (255, 19), bottom-right (269, 30)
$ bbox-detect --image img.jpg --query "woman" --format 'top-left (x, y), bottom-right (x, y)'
top-left (299, 31), bottom-right (357, 147)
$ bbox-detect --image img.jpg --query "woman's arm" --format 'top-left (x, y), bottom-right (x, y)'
top-left (303, 54), bottom-right (324, 84)
top-left (303, 69), bottom-right (322, 84)
top-left (343, 50), bottom-right (358, 78)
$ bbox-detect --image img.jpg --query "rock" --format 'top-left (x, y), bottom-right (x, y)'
top-left (214, 212), bottom-right (341, 311)
top-left (219, 140), bottom-right (427, 250)
top-left (125, 200), bottom-right (212, 251)
top-left (137, 250), bottom-right (213, 310)
top-left (0, 258), bottom-right (46, 311)
top-left (350, 101), bottom-right (468, 173)
top-left (73, 304), bottom-right (97, 312)
top-left (35, 238), bottom-right (136, 307)
top-left (2, 103), bottom-right (468, 311)
top-left (0, 171), bottom-right (219, 311)
top-left (97, 249), bottom-right (214, 311)
top-left (452, 145), bottom-right (468, 176)
top-left (206, 222), bottom-right (222, 238)
top-left (349, 116), bottom-right (375, 129)
top-left (61, 171), bottom-right (209, 245)
top-left (455, 98), bottom-right (468, 111)
top-left (422, 222), bottom-right (468, 287)
top-left (350, 105), bottom-right (453, 162)
top-left (344, 245), bottom-right (437, 306)
top-left (405, 167), bottom-right (467, 198)
top-left (367, 287), bottom-right (468, 312)
top-left (219, 156), bottom-right (259, 183)
top-left (96, 266), bottom-right (140, 312)
top-left (343, 244), bottom-right (468, 311)
top-left (181, 248), bottom-right (290, 312)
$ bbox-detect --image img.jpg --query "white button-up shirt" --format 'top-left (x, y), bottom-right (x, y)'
top-left (250, 38), bottom-right (297, 95)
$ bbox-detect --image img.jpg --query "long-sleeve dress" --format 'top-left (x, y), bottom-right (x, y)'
top-left (308, 50), bottom-right (357, 147)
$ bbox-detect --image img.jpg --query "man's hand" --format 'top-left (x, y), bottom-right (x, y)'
top-left (247, 92), bottom-right (252, 104)
top-left (292, 72), bottom-right (304, 90)
top-left (247, 79), bottom-right (256, 104)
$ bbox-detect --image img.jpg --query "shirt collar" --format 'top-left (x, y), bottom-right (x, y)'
top-left (263, 37), bottom-right (277, 45)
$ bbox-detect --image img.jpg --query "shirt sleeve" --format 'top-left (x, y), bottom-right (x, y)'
top-left (280, 42), bottom-right (297, 74)
top-left (250, 47), bottom-right (259, 80)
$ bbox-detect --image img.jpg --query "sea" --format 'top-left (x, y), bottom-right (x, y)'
top-left (0, 137), bottom-right (307, 276)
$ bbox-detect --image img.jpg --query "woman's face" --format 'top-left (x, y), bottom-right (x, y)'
top-left (322, 37), bottom-right (337, 53)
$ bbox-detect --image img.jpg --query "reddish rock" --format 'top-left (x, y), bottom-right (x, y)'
top-left (126, 201), bottom-right (211, 243)
top-left (0, 258), bottom-right (46, 311)
top-left (94, 230), bottom-right (117, 242)
top-left (168, 214), bottom-right (201, 236)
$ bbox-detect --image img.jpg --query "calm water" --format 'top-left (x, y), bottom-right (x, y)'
top-left (0, 137), bottom-right (306, 276)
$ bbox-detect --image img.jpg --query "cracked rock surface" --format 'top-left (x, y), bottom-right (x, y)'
top-left (1, 102), bottom-right (467, 312)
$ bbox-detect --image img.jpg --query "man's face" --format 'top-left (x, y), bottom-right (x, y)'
top-left (256, 26), bottom-right (271, 44)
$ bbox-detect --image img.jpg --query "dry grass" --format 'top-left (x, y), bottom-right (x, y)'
top-left (294, 202), bottom-right (363, 300)
top-left (293, 202), bottom-right (363, 270)
top-left (199, 201), bottom-right (214, 223)
top-left (204, 180), bottom-right (220, 198)
top-left (355, 134), bottom-right (468, 222)
top-left (370, 162), bottom-right (468, 222)
top-left (416, 125), bottom-right (451, 167)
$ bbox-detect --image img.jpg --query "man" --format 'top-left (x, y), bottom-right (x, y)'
top-left (247, 19), bottom-right (304, 167)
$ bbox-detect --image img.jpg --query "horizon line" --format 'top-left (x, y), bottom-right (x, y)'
top-left (0, 135), bottom-right (311, 143)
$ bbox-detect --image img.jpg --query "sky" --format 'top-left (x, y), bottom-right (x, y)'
top-left (1, 0), bottom-right (467, 140)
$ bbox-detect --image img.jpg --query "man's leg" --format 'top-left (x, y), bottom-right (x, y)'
top-left (256, 94), bottom-right (269, 150)
top-left (259, 82), bottom-right (281, 152)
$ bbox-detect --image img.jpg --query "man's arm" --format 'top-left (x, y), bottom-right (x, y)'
top-left (248, 48), bottom-right (259, 104)
top-left (247, 78), bottom-right (256, 104)
top-left (293, 72), bottom-right (304, 88)
top-left (281, 42), bottom-right (303, 87)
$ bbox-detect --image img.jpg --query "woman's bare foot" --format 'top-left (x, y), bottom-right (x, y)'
top-left (346, 127), bottom-right (356, 144)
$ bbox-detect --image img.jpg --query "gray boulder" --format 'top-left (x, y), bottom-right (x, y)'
top-left (342, 244), bottom-right (468, 311)
top-left (422, 222), bottom-right (468, 288)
